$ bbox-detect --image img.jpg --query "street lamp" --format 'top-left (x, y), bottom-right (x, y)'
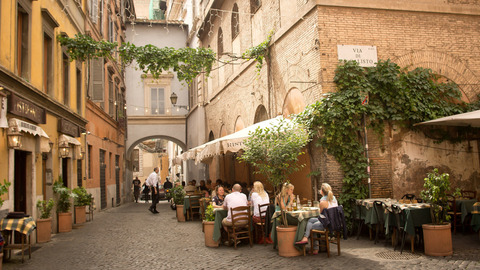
top-left (7, 127), bottom-right (23, 149)
top-left (59, 140), bottom-right (70, 158)
top-left (169, 92), bottom-right (188, 110)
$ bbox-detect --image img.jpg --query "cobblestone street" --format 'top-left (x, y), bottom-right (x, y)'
top-left (3, 202), bottom-right (479, 270)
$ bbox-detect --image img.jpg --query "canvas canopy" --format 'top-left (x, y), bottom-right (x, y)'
top-left (415, 110), bottom-right (480, 128)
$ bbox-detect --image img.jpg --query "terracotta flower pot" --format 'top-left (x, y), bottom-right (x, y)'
top-left (203, 221), bottom-right (219, 247)
top-left (423, 223), bottom-right (453, 256)
top-left (36, 218), bottom-right (52, 243)
top-left (58, 212), bottom-right (72, 233)
top-left (176, 205), bottom-right (185, 222)
top-left (277, 225), bottom-right (302, 257)
top-left (75, 206), bottom-right (86, 224)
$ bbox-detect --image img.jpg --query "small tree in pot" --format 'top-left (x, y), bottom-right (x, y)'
top-left (53, 180), bottom-right (74, 233)
top-left (420, 168), bottom-right (460, 256)
top-left (171, 185), bottom-right (186, 222)
top-left (239, 117), bottom-right (310, 257)
top-left (0, 180), bottom-right (11, 256)
top-left (203, 204), bottom-right (218, 247)
top-left (36, 199), bottom-right (54, 242)
top-left (72, 187), bottom-right (92, 224)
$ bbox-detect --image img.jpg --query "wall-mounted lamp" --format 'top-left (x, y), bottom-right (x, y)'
top-left (48, 140), bottom-right (54, 153)
top-left (79, 150), bottom-right (85, 160)
top-left (7, 127), bottom-right (23, 149)
top-left (170, 92), bottom-right (188, 110)
top-left (59, 140), bottom-right (70, 158)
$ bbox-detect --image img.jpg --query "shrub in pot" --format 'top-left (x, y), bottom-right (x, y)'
top-left (72, 187), bottom-right (92, 224)
top-left (420, 168), bottom-right (460, 256)
top-left (203, 204), bottom-right (218, 247)
top-left (36, 199), bottom-right (54, 242)
top-left (171, 185), bottom-right (185, 222)
top-left (53, 180), bottom-right (74, 233)
top-left (0, 179), bottom-right (11, 263)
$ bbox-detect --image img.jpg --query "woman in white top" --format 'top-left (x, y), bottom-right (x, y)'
top-left (250, 181), bottom-right (272, 244)
top-left (295, 183), bottom-right (338, 254)
top-left (250, 181), bottom-right (270, 222)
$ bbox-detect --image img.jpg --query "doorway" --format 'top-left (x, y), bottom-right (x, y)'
top-left (62, 158), bottom-right (69, 187)
top-left (14, 150), bottom-right (28, 213)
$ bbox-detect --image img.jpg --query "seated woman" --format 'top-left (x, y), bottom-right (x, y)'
top-left (250, 181), bottom-right (272, 244)
top-left (212, 185), bottom-right (226, 208)
top-left (295, 183), bottom-right (338, 254)
top-left (275, 183), bottom-right (295, 211)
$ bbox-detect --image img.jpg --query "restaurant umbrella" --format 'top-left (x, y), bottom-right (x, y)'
top-left (414, 109), bottom-right (480, 127)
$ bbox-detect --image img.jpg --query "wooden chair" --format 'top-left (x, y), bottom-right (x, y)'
top-left (309, 206), bottom-right (345, 257)
top-left (447, 195), bottom-right (462, 234)
top-left (461, 190), bottom-right (477, 200)
top-left (199, 198), bottom-right (211, 220)
top-left (351, 200), bottom-right (365, 239)
top-left (373, 201), bottom-right (388, 244)
top-left (391, 204), bottom-right (407, 253)
top-left (187, 196), bottom-right (201, 221)
top-left (255, 203), bottom-right (271, 245)
top-left (86, 198), bottom-right (95, 222)
top-left (226, 206), bottom-right (253, 249)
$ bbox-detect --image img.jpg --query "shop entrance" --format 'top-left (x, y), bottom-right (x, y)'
top-left (14, 150), bottom-right (28, 213)
top-left (62, 158), bottom-right (69, 187)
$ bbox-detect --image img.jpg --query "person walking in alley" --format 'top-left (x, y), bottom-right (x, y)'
top-left (132, 177), bottom-right (141, 203)
top-left (147, 167), bottom-right (160, 214)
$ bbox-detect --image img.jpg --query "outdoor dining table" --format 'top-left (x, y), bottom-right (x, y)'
top-left (270, 207), bottom-right (321, 250)
top-left (356, 198), bottom-right (397, 227)
top-left (455, 199), bottom-right (478, 223)
top-left (470, 202), bottom-right (480, 232)
top-left (0, 216), bottom-right (36, 262)
top-left (385, 203), bottom-right (431, 253)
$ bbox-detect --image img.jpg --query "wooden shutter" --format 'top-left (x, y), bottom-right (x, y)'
top-left (91, 58), bottom-right (104, 105)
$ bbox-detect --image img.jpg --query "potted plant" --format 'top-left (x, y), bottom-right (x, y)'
top-left (239, 117), bottom-right (310, 257)
top-left (171, 185), bottom-right (186, 222)
top-left (72, 187), bottom-right (92, 224)
top-left (420, 168), bottom-right (460, 256)
top-left (0, 179), bottom-right (11, 266)
top-left (53, 180), bottom-right (74, 233)
top-left (36, 199), bottom-right (54, 243)
top-left (203, 204), bottom-right (219, 247)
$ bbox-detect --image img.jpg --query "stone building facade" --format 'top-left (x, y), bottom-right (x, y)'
top-left (188, 0), bottom-right (480, 199)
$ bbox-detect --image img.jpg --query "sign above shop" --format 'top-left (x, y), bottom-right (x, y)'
top-left (8, 94), bottom-right (46, 124)
top-left (58, 118), bottom-right (79, 137)
top-left (337, 45), bottom-right (378, 67)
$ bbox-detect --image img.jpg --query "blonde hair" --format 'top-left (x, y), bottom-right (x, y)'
top-left (321, 183), bottom-right (334, 202)
top-left (280, 183), bottom-right (294, 198)
top-left (253, 181), bottom-right (268, 200)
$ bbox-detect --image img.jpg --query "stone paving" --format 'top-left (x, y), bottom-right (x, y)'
top-left (3, 201), bottom-right (479, 270)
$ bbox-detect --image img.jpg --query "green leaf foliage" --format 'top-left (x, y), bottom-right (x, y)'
top-left (204, 204), bottom-right (215, 221)
top-left (72, 187), bottom-right (93, 206)
top-left (296, 59), bottom-right (476, 227)
top-left (53, 179), bottom-right (74, 213)
top-left (170, 185), bottom-right (185, 205)
top-left (0, 179), bottom-right (11, 207)
top-left (36, 199), bottom-right (55, 219)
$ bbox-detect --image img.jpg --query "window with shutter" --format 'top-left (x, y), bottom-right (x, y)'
top-left (91, 58), bottom-right (104, 107)
top-left (150, 87), bottom-right (165, 115)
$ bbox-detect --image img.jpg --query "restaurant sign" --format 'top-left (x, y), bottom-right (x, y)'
top-left (8, 94), bottom-right (46, 124)
top-left (337, 45), bottom-right (378, 67)
top-left (0, 96), bottom-right (7, 128)
top-left (58, 118), bottom-right (79, 137)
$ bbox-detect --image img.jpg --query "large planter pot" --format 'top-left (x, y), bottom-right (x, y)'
top-left (176, 205), bottom-right (186, 222)
top-left (75, 206), bottom-right (86, 224)
top-left (36, 218), bottom-right (52, 243)
top-left (58, 212), bottom-right (72, 233)
top-left (277, 225), bottom-right (302, 257)
top-left (203, 221), bottom-right (219, 247)
top-left (423, 223), bottom-right (453, 256)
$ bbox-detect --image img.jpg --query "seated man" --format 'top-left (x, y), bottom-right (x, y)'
top-left (184, 180), bottom-right (197, 193)
top-left (222, 183), bottom-right (249, 230)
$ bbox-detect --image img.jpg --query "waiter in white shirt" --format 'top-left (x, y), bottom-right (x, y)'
top-left (147, 167), bottom-right (160, 214)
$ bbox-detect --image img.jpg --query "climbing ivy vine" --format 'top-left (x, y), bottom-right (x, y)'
top-left (58, 32), bottom-right (272, 83)
top-left (296, 59), bottom-right (479, 224)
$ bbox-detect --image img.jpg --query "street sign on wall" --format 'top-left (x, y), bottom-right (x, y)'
top-left (337, 45), bottom-right (378, 67)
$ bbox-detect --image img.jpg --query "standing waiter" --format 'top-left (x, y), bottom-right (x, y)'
top-left (146, 167), bottom-right (160, 214)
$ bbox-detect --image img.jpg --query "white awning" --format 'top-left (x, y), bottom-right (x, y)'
top-left (414, 110), bottom-right (480, 128)
top-left (60, 134), bottom-right (81, 145)
top-left (9, 118), bottom-right (49, 138)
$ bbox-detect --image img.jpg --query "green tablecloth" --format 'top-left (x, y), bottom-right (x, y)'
top-left (456, 199), bottom-right (477, 223)
top-left (212, 209), bottom-right (228, 242)
top-left (403, 207), bottom-right (431, 236)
